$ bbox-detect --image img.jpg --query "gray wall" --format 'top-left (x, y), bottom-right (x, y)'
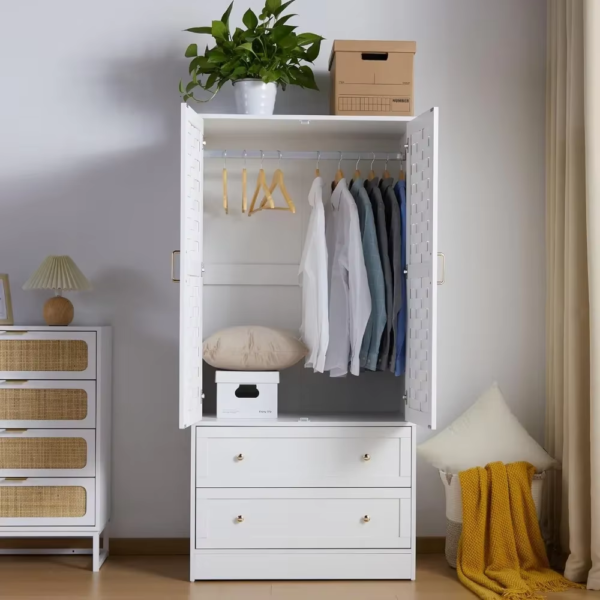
top-left (0, 0), bottom-right (547, 537)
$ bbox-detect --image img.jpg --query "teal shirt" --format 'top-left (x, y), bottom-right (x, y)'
top-left (350, 178), bottom-right (386, 371)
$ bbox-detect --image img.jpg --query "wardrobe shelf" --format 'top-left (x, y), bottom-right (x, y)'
top-left (202, 113), bottom-right (413, 143)
top-left (197, 413), bottom-right (410, 427)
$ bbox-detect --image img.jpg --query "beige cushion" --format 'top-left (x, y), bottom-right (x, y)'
top-left (417, 383), bottom-right (558, 473)
top-left (203, 326), bottom-right (308, 371)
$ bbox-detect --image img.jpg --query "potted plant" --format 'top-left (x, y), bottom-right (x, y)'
top-left (180, 0), bottom-right (323, 115)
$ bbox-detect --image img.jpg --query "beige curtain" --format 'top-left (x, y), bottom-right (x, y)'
top-left (545, 0), bottom-right (600, 588)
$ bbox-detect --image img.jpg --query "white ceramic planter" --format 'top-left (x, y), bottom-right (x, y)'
top-left (233, 79), bottom-right (277, 115)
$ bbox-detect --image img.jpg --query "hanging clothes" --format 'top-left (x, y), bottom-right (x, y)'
top-left (325, 179), bottom-right (371, 377)
top-left (380, 177), bottom-right (403, 372)
top-left (365, 177), bottom-right (393, 371)
top-left (350, 178), bottom-right (386, 371)
top-left (299, 176), bottom-right (329, 373)
top-left (394, 179), bottom-right (407, 376)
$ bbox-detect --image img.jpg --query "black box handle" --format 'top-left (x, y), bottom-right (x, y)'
top-left (361, 52), bottom-right (389, 61)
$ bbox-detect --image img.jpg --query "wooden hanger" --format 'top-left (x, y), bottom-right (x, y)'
top-left (256, 152), bottom-right (295, 214)
top-left (382, 154), bottom-right (391, 179)
top-left (353, 156), bottom-right (361, 181)
top-left (332, 152), bottom-right (344, 190)
top-left (368, 153), bottom-right (377, 181)
top-left (241, 150), bottom-right (248, 213)
top-left (315, 151), bottom-right (321, 178)
top-left (222, 151), bottom-right (228, 215)
top-left (399, 153), bottom-right (406, 181)
top-left (248, 152), bottom-right (275, 216)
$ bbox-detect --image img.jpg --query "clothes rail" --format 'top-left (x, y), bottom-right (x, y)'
top-left (204, 150), bottom-right (404, 161)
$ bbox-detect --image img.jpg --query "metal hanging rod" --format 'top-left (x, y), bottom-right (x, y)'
top-left (203, 150), bottom-right (404, 161)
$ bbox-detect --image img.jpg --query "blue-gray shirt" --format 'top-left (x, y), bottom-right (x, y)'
top-left (365, 177), bottom-right (393, 370)
top-left (350, 178), bottom-right (386, 370)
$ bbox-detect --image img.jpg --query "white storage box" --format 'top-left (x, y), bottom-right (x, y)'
top-left (216, 371), bottom-right (279, 419)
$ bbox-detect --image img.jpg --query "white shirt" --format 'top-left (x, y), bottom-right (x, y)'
top-left (299, 177), bottom-right (329, 372)
top-left (325, 179), bottom-right (372, 376)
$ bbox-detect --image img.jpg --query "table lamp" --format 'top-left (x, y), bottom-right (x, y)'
top-left (23, 256), bottom-right (92, 326)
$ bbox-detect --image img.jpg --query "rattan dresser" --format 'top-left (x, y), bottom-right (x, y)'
top-left (0, 326), bottom-right (111, 571)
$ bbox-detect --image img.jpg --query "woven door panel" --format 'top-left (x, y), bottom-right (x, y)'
top-left (0, 389), bottom-right (88, 421)
top-left (0, 340), bottom-right (88, 372)
top-left (0, 438), bottom-right (87, 469)
top-left (0, 486), bottom-right (86, 518)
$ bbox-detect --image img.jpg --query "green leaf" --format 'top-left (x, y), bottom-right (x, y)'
top-left (274, 13), bottom-right (296, 27)
top-left (305, 40), bottom-right (321, 62)
top-left (232, 66), bottom-right (247, 77)
top-left (296, 32), bottom-right (324, 46)
top-left (265, 0), bottom-right (281, 15)
top-left (278, 33), bottom-right (298, 49)
top-left (185, 26), bottom-right (212, 34)
top-left (221, 1), bottom-right (234, 25)
top-left (179, 80), bottom-right (185, 94)
top-left (207, 49), bottom-right (228, 63)
top-left (272, 0), bottom-right (295, 17)
top-left (204, 72), bottom-right (219, 90)
top-left (235, 42), bottom-right (256, 55)
top-left (189, 55), bottom-right (210, 74)
top-left (212, 20), bottom-right (228, 40)
top-left (185, 43), bottom-right (198, 57)
top-left (272, 24), bottom-right (295, 42)
top-left (186, 81), bottom-right (199, 93)
top-left (242, 8), bottom-right (258, 29)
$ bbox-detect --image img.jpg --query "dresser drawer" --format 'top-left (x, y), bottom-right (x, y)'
top-left (0, 429), bottom-right (95, 477)
top-left (0, 331), bottom-right (96, 379)
top-left (0, 381), bottom-right (95, 428)
top-left (196, 427), bottom-right (412, 487)
top-left (0, 477), bottom-right (95, 526)
top-left (195, 488), bottom-right (411, 549)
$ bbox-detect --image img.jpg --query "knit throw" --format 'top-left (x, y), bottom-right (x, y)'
top-left (457, 462), bottom-right (584, 599)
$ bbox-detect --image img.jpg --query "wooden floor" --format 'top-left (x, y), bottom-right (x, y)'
top-left (0, 554), bottom-right (592, 599)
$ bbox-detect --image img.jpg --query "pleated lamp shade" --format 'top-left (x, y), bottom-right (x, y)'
top-left (23, 256), bottom-right (92, 292)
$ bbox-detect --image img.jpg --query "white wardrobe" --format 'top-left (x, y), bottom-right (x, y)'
top-left (178, 104), bottom-right (440, 582)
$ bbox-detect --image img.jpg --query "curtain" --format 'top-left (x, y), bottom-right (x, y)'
top-left (544, 0), bottom-right (600, 588)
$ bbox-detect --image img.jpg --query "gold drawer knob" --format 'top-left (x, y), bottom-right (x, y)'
top-left (362, 454), bottom-right (371, 461)
top-left (236, 454), bottom-right (244, 461)
top-left (363, 515), bottom-right (371, 523)
top-left (236, 515), bottom-right (244, 523)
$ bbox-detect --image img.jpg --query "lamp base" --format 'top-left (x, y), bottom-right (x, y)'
top-left (43, 296), bottom-right (74, 326)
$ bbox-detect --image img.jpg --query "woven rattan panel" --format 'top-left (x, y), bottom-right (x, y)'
top-left (0, 389), bottom-right (88, 421)
top-left (0, 438), bottom-right (87, 469)
top-left (0, 340), bottom-right (88, 372)
top-left (0, 486), bottom-right (86, 518)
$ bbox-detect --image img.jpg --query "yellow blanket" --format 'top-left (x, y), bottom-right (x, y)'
top-left (457, 462), bottom-right (583, 599)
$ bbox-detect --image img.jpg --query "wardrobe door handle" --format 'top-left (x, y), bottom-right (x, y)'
top-left (236, 515), bottom-right (244, 523)
top-left (362, 454), bottom-right (371, 462)
top-left (363, 515), bottom-right (371, 523)
top-left (236, 454), bottom-right (244, 461)
top-left (437, 252), bottom-right (445, 285)
top-left (171, 251), bottom-right (180, 282)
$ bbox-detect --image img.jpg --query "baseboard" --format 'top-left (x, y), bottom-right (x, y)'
top-left (0, 537), bottom-right (444, 556)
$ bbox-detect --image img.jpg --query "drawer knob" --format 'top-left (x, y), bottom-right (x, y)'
top-left (363, 515), bottom-right (371, 523)
top-left (236, 515), bottom-right (244, 523)
top-left (236, 454), bottom-right (244, 461)
top-left (362, 454), bottom-right (371, 461)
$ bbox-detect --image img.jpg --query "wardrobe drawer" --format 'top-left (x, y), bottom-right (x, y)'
top-left (196, 427), bottom-right (412, 487)
top-left (195, 488), bottom-right (412, 549)
top-left (0, 381), bottom-right (95, 428)
top-left (0, 429), bottom-right (95, 477)
top-left (0, 478), bottom-right (95, 526)
top-left (0, 331), bottom-right (96, 379)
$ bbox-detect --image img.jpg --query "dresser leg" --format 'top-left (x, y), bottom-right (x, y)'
top-left (92, 527), bottom-right (110, 572)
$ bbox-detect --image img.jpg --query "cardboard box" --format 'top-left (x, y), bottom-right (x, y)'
top-left (328, 40), bottom-right (416, 116)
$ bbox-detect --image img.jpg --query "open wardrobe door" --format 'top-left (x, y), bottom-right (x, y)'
top-left (179, 104), bottom-right (204, 429)
top-left (405, 107), bottom-right (439, 431)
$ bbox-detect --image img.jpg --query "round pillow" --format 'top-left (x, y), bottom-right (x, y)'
top-left (203, 326), bottom-right (308, 371)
